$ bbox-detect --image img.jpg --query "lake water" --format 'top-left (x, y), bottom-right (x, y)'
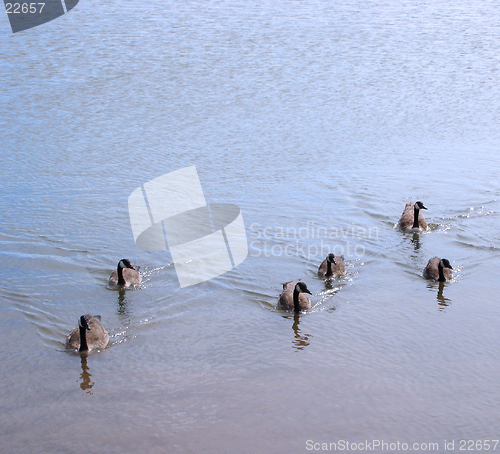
top-left (1, 1), bottom-right (500, 453)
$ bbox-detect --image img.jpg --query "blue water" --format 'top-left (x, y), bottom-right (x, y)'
top-left (1, 1), bottom-right (500, 453)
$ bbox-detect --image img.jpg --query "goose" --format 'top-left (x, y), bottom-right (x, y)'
top-left (318, 253), bottom-right (347, 278)
top-left (398, 201), bottom-right (428, 232)
top-left (66, 314), bottom-right (109, 352)
top-left (278, 280), bottom-right (312, 312)
top-left (109, 259), bottom-right (141, 288)
top-left (423, 257), bottom-right (453, 282)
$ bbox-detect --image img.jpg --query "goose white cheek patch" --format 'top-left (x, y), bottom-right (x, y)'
top-left (128, 166), bottom-right (248, 288)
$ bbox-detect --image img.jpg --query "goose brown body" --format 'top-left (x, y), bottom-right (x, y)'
top-left (318, 253), bottom-right (347, 278)
top-left (278, 280), bottom-right (312, 312)
top-left (109, 259), bottom-right (141, 287)
top-left (66, 314), bottom-right (109, 352)
top-left (423, 257), bottom-right (453, 282)
top-left (398, 201), bottom-right (428, 232)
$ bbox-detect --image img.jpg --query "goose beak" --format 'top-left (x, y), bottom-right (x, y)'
top-left (305, 289), bottom-right (312, 295)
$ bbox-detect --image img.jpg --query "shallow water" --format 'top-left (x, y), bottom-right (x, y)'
top-left (1, 1), bottom-right (500, 453)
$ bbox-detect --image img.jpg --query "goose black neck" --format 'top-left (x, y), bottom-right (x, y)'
top-left (79, 325), bottom-right (89, 352)
top-left (438, 262), bottom-right (446, 282)
top-left (293, 288), bottom-right (301, 313)
top-left (412, 205), bottom-right (420, 229)
top-left (117, 263), bottom-right (125, 286)
top-left (326, 259), bottom-right (333, 277)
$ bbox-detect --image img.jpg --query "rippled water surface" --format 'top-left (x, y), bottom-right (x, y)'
top-left (1, 1), bottom-right (500, 453)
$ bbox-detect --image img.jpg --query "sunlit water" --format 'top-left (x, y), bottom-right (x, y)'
top-left (1, 1), bottom-right (500, 453)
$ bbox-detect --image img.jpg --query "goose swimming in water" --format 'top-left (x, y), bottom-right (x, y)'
top-left (318, 253), bottom-right (347, 278)
top-left (109, 259), bottom-right (141, 288)
top-left (66, 314), bottom-right (109, 352)
top-left (423, 257), bottom-right (453, 282)
top-left (277, 280), bottom-right (312, 312)
top-left (398, 201), bottom-right (428, 232)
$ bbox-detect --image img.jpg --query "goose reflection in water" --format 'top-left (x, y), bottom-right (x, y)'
top-left (289, 313), bottom-right (312, 351)
top-left (117, 288), bottom-right (131, 319)
top-left (411, 232), bottom-right (421, 251)
top-left (426, 281), bottom-right (452, 311)
top-left (437, 282), bottom-right (452, 310)
top-left (78, 354), bottom-right (95, 394)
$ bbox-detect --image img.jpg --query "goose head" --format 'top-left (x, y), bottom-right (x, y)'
top-left (326, 253), bottom-right (337, 265)
top-left (415, 201), bottom-right (427, 210)
top-left (294, 281), bottom-right (312, 295)
top-left (78, 314), bottom-right (92, 331)
top-left (119, 259), bottom-right (135, 270)
top-left (440, 258), bottom-right (453, 270)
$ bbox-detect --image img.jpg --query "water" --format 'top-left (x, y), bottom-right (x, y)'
top-left (1, 1), bottom-right (500, 452)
